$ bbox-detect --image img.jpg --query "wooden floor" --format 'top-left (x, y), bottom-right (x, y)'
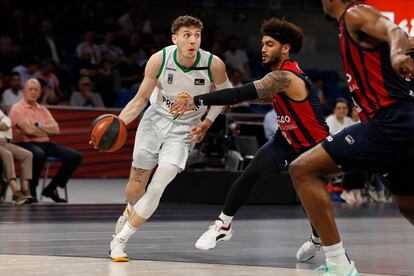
top-left (0, 202), bottom-right (412, 276)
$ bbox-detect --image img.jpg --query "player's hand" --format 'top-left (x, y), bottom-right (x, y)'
top-left (391, 53), bottom-right (414, 79)
top-left (170, 96), bottom-right (196, 119)
top-left (188, 119), bottom-right (212, 143)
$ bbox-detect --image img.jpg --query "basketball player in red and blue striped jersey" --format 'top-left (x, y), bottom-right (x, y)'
top-left (171, 18), bottom-right (330, 262)
top-left (288, 1), bottom-right (414, 275)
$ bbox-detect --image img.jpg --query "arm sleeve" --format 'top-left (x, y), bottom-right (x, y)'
top-left (194, 83), bottom-right (258, 107)
top-left (205, 79), bottom-right (233, 122)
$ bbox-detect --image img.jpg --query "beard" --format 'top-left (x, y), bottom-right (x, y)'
top-left (262, 52), bottom-right (282, 68)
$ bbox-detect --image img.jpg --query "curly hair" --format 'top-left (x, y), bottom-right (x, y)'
top-left (261, 17), bottom-right (304, 54)
top-left (171, 15), bottom-right (203, 34)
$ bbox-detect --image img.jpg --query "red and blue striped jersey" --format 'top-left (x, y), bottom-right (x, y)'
top-left (339, 2), bottom-right (414, 120)
top-left (272, 60), bottom-right (329, 152)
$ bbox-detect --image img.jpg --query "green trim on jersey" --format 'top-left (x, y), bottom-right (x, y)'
top-left (207, 53), bottom-right (214, 82)
top-left (156, 48), bottom-right (166, 79)
top-left (173, 49), bottom-right (201, 73)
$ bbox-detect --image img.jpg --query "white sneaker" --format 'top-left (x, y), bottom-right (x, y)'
top-left (109, 237), bottom-right (129, 262)
top-left (195, 220), bottom-right (233, 250)
top-left (352, 189), bottom-right (366, 205)
top-left (115, 205), bottom-right (130, 235)
top-left (316, 260), bottom-right (360, 276)
top-left (296, 237), bottom-right (322, 262)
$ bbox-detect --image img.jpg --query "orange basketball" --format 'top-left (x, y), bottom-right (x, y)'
top-left (90, 114), bottom-right (127, 152)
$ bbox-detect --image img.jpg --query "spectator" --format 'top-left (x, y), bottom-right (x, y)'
top-left (128, 32), bottom-right (148, 67)
top-left (100, 30), bottom-right (125, 65)
top-left (0, 36), bottom-right (21, 75)
top-left (118, 48), bottom-right (142, 90)
top-left (325, 98), bottom-right (363, 204)
top-left (35, 60), bottom-right (61, 104)
top-left (224, 35), bottom-right (251, 80)
top-left (2, 72), bottom-right (22, 107)
top-left (0, 108), bottom-right (33, 205)
top-left (0, 73), bottom-right (4, 94)
top-left (33, 20), bottom-right (64, 65)
top-left (76, 29), bottom-right (101, 65)
top-left (325, 97), bottom-right (354, 134)
top-left (9, 79), bottom-right (82, 202)
top-left (70, 77), bottom-right (104, 108)
top-left (94, 59), bottom-right (120, 107)
top-left (13, 57), bottom-right (39, 87)
top-left (263, 109), bottom-right (278, 140)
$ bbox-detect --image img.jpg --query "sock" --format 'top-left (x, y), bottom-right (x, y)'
top-left (116, 222), bottom-right (137, 243)
top-left (310, 234), bottom-right (321, 245)
top-left (219, 212), bottom-right (234, 225)
top-left (126, 203), bottom-right (134, 215)
top-left (323, 241), bottom-right (350, 265)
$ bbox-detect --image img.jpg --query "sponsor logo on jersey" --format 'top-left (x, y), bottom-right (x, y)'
top-left (194, 78), bottom-right (205, 85)
top-left (345, 135), bottom-right (355, 145)
top-left (327, 135), bottom-right (333, 142)
top-left (168, 73), bottom-right (174, 84)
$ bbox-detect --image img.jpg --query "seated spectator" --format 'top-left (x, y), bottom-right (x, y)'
top-left (325, 97), bottom-right (354, 134)
top-left (0, 73), bottom-right (4, 95)
top-left (325, 98), bottom-right (363, 204)
top-left (76, 29), bottom-right (101, 65)
top-left (224, 35), bottom-right (251, 81)
top-left (100, 30), bottom-right (125, 65)
top-left (2, 72), bottom-right (22, 107)
top-left (263, 109), bottom-right (278, 140)
top-left (70, 77), bottom-right (104, 108)
top-left (13, 57), bottom-right (40, 87)
top-left (0, 36), bottom-right (21, 75)
top-left (94, 59), bottom-right (120, 107)
top-left (0, 108), bottom-right (33, 205)
top-left (35, 60), bottom-right (61, 104)
top-left (118, 48), bottom-right (142, 90)
top-left (128, 32), bottom-right (148, 66)
top-left (9, 79), bottom-right (82, 202)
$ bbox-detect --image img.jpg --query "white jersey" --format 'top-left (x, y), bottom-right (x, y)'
top-left (150, 45), bottom-right (214, 124)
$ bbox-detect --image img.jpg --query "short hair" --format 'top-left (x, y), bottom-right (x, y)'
top-left (171, 15), bottom-right (203, 34)
top-left (334, 97), bottom-right (349, 109)
top-left (261, 17), bottom-right (304, 54)
top-left (10, 71), bottom-right (21, 78)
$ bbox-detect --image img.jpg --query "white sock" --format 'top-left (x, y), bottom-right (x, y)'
top-left (323, 241), bottom-right (350, 265)
top-left (219, 212), bottom-right (233, 225)
top-left (310, 234), bottom-right (321, 245)
top-left (116, 222), bottom-right (137, 243)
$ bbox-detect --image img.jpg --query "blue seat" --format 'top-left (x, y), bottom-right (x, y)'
top-left (40, 157), bottom-right (67, 202)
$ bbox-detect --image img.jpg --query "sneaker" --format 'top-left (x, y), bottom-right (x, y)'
top-left (296, 237), bottom-right (322, 262)
top-left (12, 191), bottom-right (28, 205)
top-left (316, 260), bottom-right (360, 276)
top-left (195, 220), bottom-right (233, 250)
top-left (115, 205), bottom-right (130, 235)
top-left (109, 237), bottom-right (129, 262)
top-left (340, 190), bottom-right (357, 205)
top-left (21, 190), bottom-right (34, 204)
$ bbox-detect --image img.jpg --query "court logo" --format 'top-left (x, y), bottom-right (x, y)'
top-left (345, 135), bottom-right (355, 145)
top-left (168, 73), bottom-right (174, 84)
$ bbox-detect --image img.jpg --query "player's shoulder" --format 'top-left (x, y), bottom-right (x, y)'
top-left (209, 54), bottom-right (226, 72)
top-left (345, 3), bottom-right (382, 25)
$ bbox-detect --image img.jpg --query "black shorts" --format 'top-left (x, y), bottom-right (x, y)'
top-left (322, 100), bottom-right (414, 195)
top-left (262, 131), bottom-right (307, 172)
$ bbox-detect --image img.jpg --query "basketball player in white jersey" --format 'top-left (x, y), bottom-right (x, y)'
top-left (109, 15), bottom-right (232, 261)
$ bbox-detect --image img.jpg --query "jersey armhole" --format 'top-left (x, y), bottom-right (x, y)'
top-left (156, 48), bottom-right (166, 79)
top-left (207, 53), bottom-right (213, 82)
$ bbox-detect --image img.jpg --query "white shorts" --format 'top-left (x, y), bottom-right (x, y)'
top-left (132, 107), bottom-right (197, 171)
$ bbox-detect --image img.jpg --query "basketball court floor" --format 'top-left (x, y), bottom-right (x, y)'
top-left (0, 179), bottom-right (412, 276)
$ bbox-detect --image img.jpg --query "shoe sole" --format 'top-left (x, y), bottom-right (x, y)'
top-left (195, 230), bottom-right (233, 250)
top-left (108, 251), bottom-right (129, 262)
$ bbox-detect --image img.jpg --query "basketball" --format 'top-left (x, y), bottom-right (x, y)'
top-left (90, 114), bottom-right (127, 152)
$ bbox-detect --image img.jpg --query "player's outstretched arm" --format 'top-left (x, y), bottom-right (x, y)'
top-left (170, 69), bottom-right (293, 117)
top-left (118, 51), bottom-right (162, 125)
top-left (346, 5), bottom-right (414, 79)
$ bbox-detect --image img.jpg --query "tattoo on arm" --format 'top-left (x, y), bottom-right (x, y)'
top-left (133, 167), bottom-right (146, 183)
top-left (254, 71), bottom-right (292, 99)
